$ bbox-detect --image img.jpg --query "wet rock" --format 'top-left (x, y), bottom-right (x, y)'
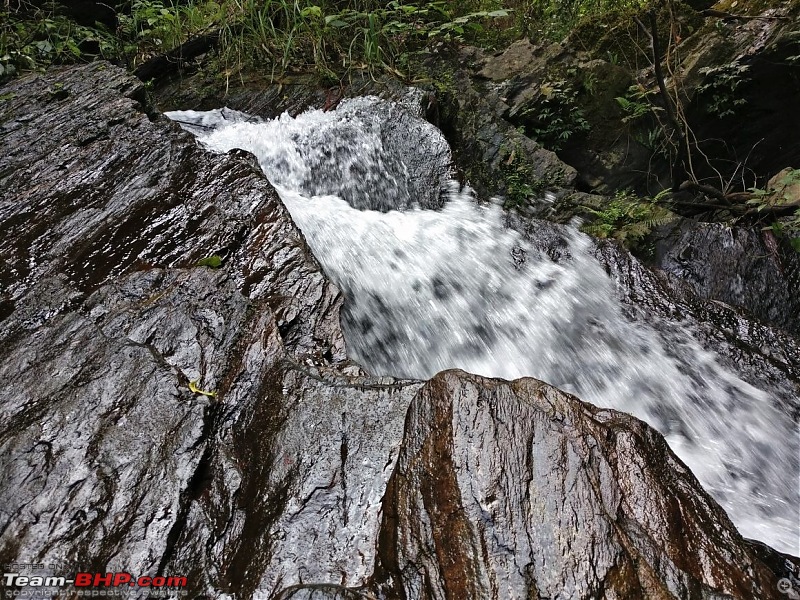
top-left (0, 63), bottom-right (343, 359)
top-left (477, 39), bottom-right (543, 82)
top-left (653, 220), bottom-right (800, 336)
top-left (0, 63), bottom-right (421, 598)
top-left (430, 48), bottom-right (578, 211)
top-left (374, 370), bottom-right (786, 600)
top-left (274, 585), bottom-right (371, 599)
top-left (277, 95), bottom-right (452, 212)
top-left (768, 168), bottom-right (800, 206)
top-left (594, 232), bottom-right (800, 414)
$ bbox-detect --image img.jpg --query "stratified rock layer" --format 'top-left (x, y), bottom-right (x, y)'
top-left (0, 64), bottom-right (794, 599)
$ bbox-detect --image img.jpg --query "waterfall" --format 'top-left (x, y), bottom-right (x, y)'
top-left (168, 97), bottom-right (799, 555)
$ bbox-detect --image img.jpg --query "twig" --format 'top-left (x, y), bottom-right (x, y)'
top-left (702, 9), bottom-right (791, 21)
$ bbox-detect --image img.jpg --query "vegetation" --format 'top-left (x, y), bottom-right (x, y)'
top-left (695, 60), bottom-right (749, 119)
top-left (611, 1), bottom-right (800, 251)
top-left (518, 78), bottom-right (591, 151)
top-left (1, 0), bottom-right (516, 82)
top-left (0, 8), bottom-right (117, 77)
top-left (581, 189), bottom-right (676, 252)
top-left (512, 0), bottom-right (647, 40)
top-left (0, 0), bottom-right (664, 84)
top-left (747, 169), bottom-right (800, 251)
top-left (2, 0), bottom-right (797, 252)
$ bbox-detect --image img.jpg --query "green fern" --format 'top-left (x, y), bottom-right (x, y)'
top-left (581, 190), bottom-right (677, 251)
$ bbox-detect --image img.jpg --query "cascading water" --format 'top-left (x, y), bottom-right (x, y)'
top-left (168, 97), bottom-right (799, 555)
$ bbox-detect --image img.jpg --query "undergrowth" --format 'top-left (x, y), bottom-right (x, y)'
top-left (581, 189), bottom-right (677, 252)
top-left (0, 7), bottom-right (117, 78)
top-left (748, 168), bottom-right (800, 252)
top-left (1, 0), bottom-right (656, 83)
top-left (1, 0), bottom-right (513, 82)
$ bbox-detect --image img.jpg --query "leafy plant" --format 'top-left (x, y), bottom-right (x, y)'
top-left (519, 80), bottom-right (590, 151)
top-left (746, 169), bottom-right (800, 251)
top-left (615, 84), bottom-right (660, 123)
top-left (581, 189), bottom-right (676, 250)
top-left (696, 60), bottom-right (749, 119)
top-left (425, 8), bottom-right (511, 40)
top-left (1, 9), bottom-right (116, 78)
top-left (517, 0), bottom-right (648, 41)
top-left (196, 254), bottom-right (223, 268)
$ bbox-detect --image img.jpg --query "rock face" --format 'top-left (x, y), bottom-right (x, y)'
top-left (374, 371), bottom-right (784, 599)
top-left (0, 64), bottom-right (796, 599)
top-left (654, 220), bottom-right (800, 336)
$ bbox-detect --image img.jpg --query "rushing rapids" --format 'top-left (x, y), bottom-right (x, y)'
top-left (167, 98), bottom-right (799, 555)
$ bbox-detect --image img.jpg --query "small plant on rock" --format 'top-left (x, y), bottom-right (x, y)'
top-left (696, 60), bottom-right (749, 119)
top-left (581, 189), bottom-right (676, 251)
top-left (519, 80), bottom-right (590, 151)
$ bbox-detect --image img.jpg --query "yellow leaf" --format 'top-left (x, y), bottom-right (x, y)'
top-left (189, 380), bottom-right (217, 397)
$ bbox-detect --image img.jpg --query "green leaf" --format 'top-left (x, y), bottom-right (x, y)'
top-left (35, 40), bottom-right (53, 55)
top-left (196, 254), bottom-right (222, 268)
top-left (301, 5), bottom-right (322, 18)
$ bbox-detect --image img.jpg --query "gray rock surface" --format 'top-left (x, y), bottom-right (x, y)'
top-left (0, 64), bottom-right (413, 593)
top-left (653, 220), bottom-right (800, 336)
top-left (0, 63), bottom-right (795, 599)
top-left (374, 370), bottom-right (786, 599)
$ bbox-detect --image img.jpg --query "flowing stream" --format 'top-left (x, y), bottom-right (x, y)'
top-left (168, 97), bottom-right (799, 555)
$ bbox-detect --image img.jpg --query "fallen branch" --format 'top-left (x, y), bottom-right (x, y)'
top-left (134, 29), bottom-right (221, 82)
top-left (678, 180), bottom-right (730, 203)
top-left (657, 188), bottom-right (800, 219)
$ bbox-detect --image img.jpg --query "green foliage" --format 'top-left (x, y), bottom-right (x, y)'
top-left (118, 0), bottom-right (223, 66)
top-left (515, 0), bottom-right (648, 41)
top-left (0, 8), bottom-right (116, 79)
top-left (497, 134), bottom-right (565, 208)
top-left (498, 139), bottom-right (541, 207)
top-left (696, 60), bottom-right (749, 119)
top-left (114, 0), bottom-right (514, 79)
top-left (196, 254), bottom-right (223, 268)
top-left (1, 0), bottom-right (514, 81)
top-left (747, 168), bottom-right (800, 208)
top-left (615, 85), bottom-right (661, 124)
top-left (519, 80), bottom-right (590, 151)
top-left (765, 215), bottom-right (800, 252)
top-left (581, 189), bottom-right (676, 250)
top-left (1, 0), bottom-right (657, 82)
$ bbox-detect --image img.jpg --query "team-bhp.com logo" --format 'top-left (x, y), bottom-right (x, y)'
top-left (3, 571), bottom-right (187, 597)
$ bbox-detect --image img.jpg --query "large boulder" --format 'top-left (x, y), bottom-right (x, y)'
top-left (374, 370), bottom-right (787, 599)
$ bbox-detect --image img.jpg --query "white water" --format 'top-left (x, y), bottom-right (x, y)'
top-left (168, 99), bottom-right (799, 555)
